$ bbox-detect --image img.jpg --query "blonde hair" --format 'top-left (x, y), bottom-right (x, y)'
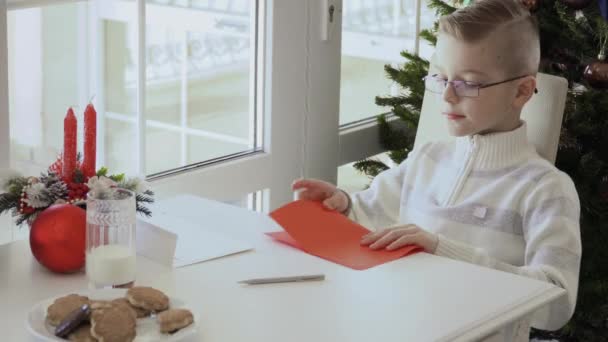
top-left (438, 0), bottom-right (540, 75)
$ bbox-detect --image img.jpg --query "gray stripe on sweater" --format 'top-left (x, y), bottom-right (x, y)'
top-left (470, 164), bottom-right (552, 183)
top-left (407, 196), bottom-right (524, 236)
top-left (529, 245), bottom-right (581, 274)
top-left (523, 197), bottom-right (579, 237)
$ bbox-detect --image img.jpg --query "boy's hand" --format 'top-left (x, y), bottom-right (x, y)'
top-left (360, 224), bottom-right (439, 253)
top-left (291, 178), bottom-right (349, 213)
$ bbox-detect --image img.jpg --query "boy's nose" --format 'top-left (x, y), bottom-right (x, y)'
top-left (442, 83), bottom-right (459, 104)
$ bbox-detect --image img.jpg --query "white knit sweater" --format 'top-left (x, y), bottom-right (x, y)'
top-left (348, 122), bottom-right (581, 341)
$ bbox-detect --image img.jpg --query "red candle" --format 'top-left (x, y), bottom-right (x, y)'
top-left (82, 103), bottom-right (97, 177)
top-left (62, 108), bottom-right (77, 181)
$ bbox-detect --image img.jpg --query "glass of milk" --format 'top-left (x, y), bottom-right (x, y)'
top-left (86, 188), bottom-right (136, 289)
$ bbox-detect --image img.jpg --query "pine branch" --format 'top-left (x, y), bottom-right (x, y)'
top-left (135, 191), bottom-right (154, 217)
top-left (352, 159), bottom-right (389, 179)
top-left (427, 0), bottom-right (457, 16)
top-left (392, 105), bottom-right (420, 129)
top-left (15, 211), bottom-right (37, 227)
top-left (6, 177), bottom-right (28, 197)
top-left (135, 192), bottom-right (154, 204)
top-left (388, 149), bottom-right (410, 165)
top-left (383, 54), bottom-right (428, 93)
top-left (378, 94), bottom-right (420, 113)
top-left (375, 95), bottom-right (409, 108)
top-left (419, 29), bottom-right (437, 46)
top-left (136, 203), bottom-right (152, 217)
top-left (118, 178), bottom-right (140, 192)
top-left (377, 114), bottom-right (416, 151)
top-left (0, 193), bottom-right (19, 216)
top-left (399, 51), bottom-right (430, 67)
top-left (554, 1), bottom-right (587, 43)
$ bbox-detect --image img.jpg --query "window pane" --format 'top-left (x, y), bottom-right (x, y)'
top-left (340, 0), bottom-right (422, 125)
top-left (337, 161), bottom-right (370, 194)
top-left (104, 18), bottom-right (139, 176)
top-left (419, 2), bottom-right (436, 61)
top-left (8, 2), bottom-right (88, 176)
top-left (144, 0), bottom-right (255, 175)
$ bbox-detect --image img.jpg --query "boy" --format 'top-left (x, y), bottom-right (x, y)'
top-left (292, 1), bottom-right (581, 341)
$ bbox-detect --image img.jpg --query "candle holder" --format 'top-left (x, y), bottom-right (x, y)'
top-left (0, 105), bottom-right (154, 273)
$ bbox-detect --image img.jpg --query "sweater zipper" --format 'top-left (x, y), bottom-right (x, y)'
top-left (444, 135), bottom-right (478, 206)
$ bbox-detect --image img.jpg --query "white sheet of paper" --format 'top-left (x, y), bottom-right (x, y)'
top-left (139, 196), bottom-right (255, 268)
top-left (136, 218), bottom-right (177, 267)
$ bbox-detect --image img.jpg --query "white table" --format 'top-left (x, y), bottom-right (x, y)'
top-left (1, 195), bottom-right (565, 342)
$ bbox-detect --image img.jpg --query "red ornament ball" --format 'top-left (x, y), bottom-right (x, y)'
top-left (29, 204), bottom-right (87, 273)
top-left (584, 57), bottom-right (608, 89)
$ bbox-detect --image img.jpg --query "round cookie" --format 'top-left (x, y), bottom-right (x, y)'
top-left (90, 306), bottom-right (136, 342)
top-left (89, 300), bottom-right (113, 311)
top-left (46, 294), bottom-right (89, 326)
top-left (126, 286), bottom-right (169, 312)
top-left (112, 297), bottom-right (151, 318)
top-left (157, 309), bottom-right (194, 334)
top-left (67, 323), bottom-right (96, 342)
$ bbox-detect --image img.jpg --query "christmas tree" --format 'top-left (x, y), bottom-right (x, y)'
top-left (354, 0), bottom-right (608, 340)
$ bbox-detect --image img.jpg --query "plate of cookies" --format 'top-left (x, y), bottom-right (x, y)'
top-left (26, 286), bottom-right (198, 341)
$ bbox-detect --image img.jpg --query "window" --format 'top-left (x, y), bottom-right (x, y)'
top-left (101, 0), bottom-right (257, 175)
top-left (6, 0), bottom-right (258, 177)
top-left (337, 0), bottom-right (436, 191)
top-left (339, 0), bottom-right (436, 125)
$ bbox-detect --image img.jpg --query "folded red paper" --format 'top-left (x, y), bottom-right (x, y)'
top-left (268, 200), bottom-right (422, 270)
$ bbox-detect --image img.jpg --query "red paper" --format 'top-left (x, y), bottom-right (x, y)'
top-left (82, 103), bottom-right (97, 178)
top-left (268, 200), bottom-right (422, 270)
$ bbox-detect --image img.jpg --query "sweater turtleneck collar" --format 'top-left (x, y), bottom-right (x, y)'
top-left (454, 121), bottom-right (534, 170)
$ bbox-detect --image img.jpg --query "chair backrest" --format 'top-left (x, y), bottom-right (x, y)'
top-left (413, 72), bottom-right (569, 164)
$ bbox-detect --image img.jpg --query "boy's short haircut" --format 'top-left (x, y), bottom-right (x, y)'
top-left (438, 0), bottom-right (540, 76)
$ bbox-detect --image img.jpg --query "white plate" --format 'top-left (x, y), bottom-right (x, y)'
top-left (26, 288), bottom-right (198, 342)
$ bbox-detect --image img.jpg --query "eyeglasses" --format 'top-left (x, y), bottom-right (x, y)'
top-left (422, 74), bottom-right (538, 98)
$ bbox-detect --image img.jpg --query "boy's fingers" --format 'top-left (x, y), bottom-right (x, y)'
top-left (360, 229), bottom-right (388, 245)
top-left (293, 178), bottom-right (335, 193)
top-left (369, 230), bottom-right (403, 249)
top-left (386, 235), bottom-right (416, 251)
top-left (322, 198), bottom-right (336, 210)
top-left (369, 236), bottom-right (396, 250)
top-left (295, 189), bottom-right (309, 200)
top-left (361, 225), bottom-right (416, 245)
top-left (291, 179), bottom-right (310, 190)
top-left (324, 192), bottom-right (344, 210)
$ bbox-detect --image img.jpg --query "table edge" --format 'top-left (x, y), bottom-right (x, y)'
top-left (442, 286), bottom-right (566, 342)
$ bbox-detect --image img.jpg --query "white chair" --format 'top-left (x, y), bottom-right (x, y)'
top-left (414, 72), bottom-right (569, 164)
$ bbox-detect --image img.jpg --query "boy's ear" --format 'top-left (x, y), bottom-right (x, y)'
top-left (513, 76), bottom-right (537, 109)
